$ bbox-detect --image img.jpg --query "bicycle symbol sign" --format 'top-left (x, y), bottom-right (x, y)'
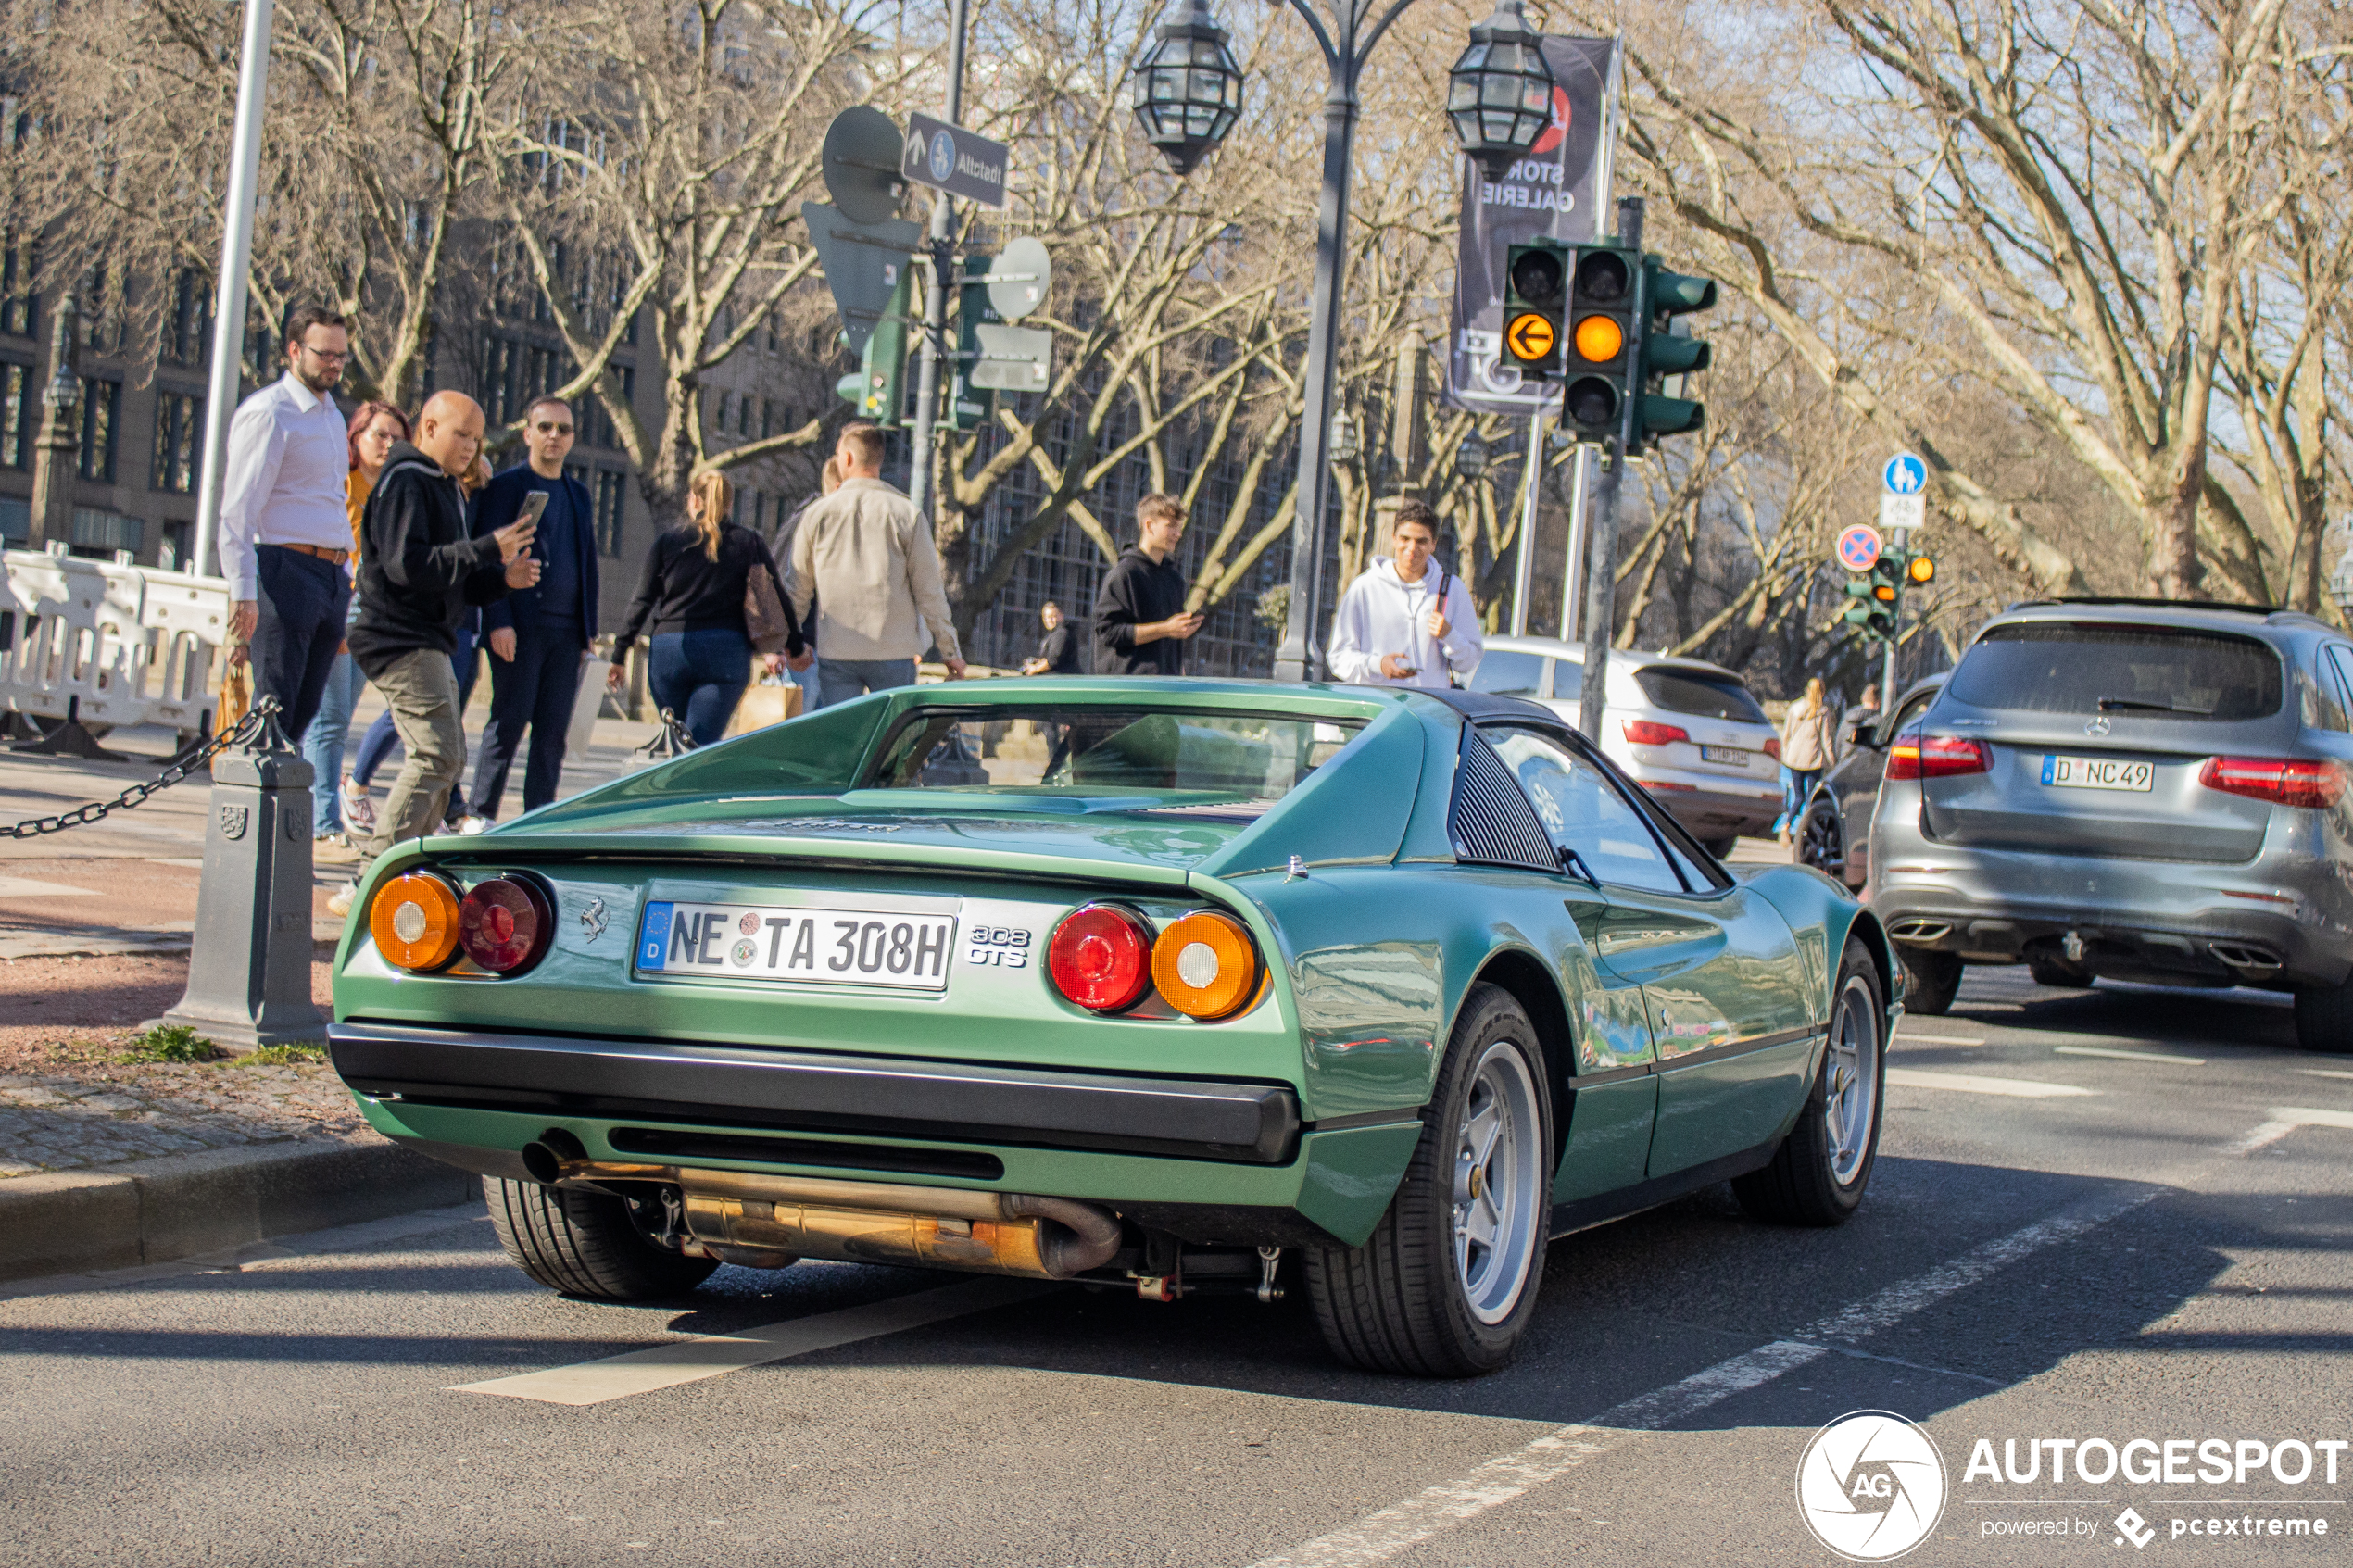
top-left (1836, 523), bottom-right (1883, 572)
top-left (1883, 453), bottom-right (1927, 495)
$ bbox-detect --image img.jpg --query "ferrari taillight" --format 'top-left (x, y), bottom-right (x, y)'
top-left (457, 876), bottom-right (554, 974)
top-left (370, 872), bottom-right (463, 972)
top-left (1047, 904), bottom-right (1154, 1011)
top-left (1150, 910), bottom-right (1261, 1021)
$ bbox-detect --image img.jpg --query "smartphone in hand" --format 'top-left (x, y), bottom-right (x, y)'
top-left (515, 491), bottom-right (550, 528)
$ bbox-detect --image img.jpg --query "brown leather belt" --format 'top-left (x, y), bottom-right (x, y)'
top-left (263, 542), bottom-right (351, 566)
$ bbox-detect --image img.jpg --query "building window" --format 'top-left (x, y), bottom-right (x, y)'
top-left (70, 507), bottom-right (142, 555)
top-left (158, 519), bottom-right (191, 572)
top-left (78, 377), bottom-right (120, 483)
top-left (0, 361), bottom-right (31, 470)
top-left (163, 273), bottom-right (208, 367)
top-left (593, 469), bottom-right (625, 557)
top-left (0, 244), bottom-right (32, 339)
top-left (152, 391), bottom-right (202, 493)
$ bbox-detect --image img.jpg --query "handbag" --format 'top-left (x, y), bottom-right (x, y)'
top-left (744, 562), bottom-right (798, 655)
top-left (216, 658), bottom-right (252, 732)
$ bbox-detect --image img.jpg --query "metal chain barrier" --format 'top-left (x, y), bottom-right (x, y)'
top-left (2, 697), bottom-right (284, 840)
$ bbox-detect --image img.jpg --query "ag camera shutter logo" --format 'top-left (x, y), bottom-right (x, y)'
top-left (1797, 1410), bottom-right (1948, 1561)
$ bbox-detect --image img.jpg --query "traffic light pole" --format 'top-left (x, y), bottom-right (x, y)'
top-left (1576, 197), bottom-right (1642, 744)
top-left (905, 0), bottom-right (971, 528)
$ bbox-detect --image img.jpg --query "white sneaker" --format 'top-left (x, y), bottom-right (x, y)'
top-left (459, 815), bottom-right (492, 835)
top-left (339, 775), bottom-right (376, 833)
top-left (327, 881), bottom-right (358, 919)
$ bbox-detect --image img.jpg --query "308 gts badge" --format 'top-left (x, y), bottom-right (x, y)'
top-left (963, 924), bottom-right (1032, 969)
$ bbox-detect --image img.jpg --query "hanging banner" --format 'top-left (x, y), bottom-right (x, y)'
top-left (1445, 36), bottom-right (1620, 416)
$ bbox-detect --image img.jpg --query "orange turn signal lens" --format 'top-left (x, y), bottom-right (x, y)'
top-left (1150, 910), bottom-right (1261, 1021)
top-left (370, 872), bottom-right (463, 972)
top-left (1573, 314), bottom-right (1624, 363)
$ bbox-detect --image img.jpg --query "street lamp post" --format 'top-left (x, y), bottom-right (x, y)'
top-left (1138, 0), bottom-right (1553, 681)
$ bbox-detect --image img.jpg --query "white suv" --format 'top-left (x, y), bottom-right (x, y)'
top-left (1467, 635), bottom-right (1784, 854)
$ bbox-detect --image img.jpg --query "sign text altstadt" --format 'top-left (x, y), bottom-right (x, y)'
top-left (901, 112), bottom-right (1008, 209)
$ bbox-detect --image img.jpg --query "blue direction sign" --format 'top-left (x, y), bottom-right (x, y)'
top-left (1836, 523), bottom-right (1883, 573)
top-left (901, 112), bottom-right (1008, 209)
top-left (1882, 452), bottom-right (1927, 495)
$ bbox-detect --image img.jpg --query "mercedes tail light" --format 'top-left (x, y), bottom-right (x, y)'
top-left (370, 872), bottom-right (463, 972)
top-left (1622, 720), bottom-right (1689, 747)
top-left (2199, 756), bottom-right (2347, 809)
top-left (1150, 910), bottom-right (1262, 1021)
top-left (456, 875), bottom-right (554, 974)
top-left (1886, 729), bottom-right (1991, 781)
top-left (1047, 903), bottom-right (1154, 1011)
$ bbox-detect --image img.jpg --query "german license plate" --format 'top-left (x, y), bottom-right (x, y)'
top-left (635, 900), bottom-right (955, 989)
top-left (1700, 745), bottom-right (1750, 765)
top-left (2042, 755), bottom-right (2153, 792)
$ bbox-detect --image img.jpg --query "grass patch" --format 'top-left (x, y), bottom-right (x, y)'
top-left (240, 1044), bottom-right (328, 1066)
top-left (118, 1023), bottom-right (222, 1064)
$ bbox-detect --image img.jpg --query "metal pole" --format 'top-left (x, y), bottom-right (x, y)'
top-left (1271, 12), bottom-right (1360, 684)
top-left (192, 0), bottom-right (276, 582)
top-left (1558, 444), bottom-right (1590, 641)
top-left (1506, 409), bottom-right (1541, 635)
top-left (1577, 196), bottom-right (1642, 742)
top-left (905, 0), bottom-right (969, 527)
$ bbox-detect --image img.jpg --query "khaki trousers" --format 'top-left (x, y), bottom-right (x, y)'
top-left (352, 647), bottom-right (466, 863)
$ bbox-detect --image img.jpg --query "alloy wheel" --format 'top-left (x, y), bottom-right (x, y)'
top-left (1798, 801), bottom-right (1843, 875)
top-left (1822, 972), bottom-right (1880, 1185)
top-left (1452, 1041), bottom-right (1544, 1324)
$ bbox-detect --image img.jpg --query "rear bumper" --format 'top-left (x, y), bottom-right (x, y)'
top-left (1638, 778), bottom-right (1781, 837)
top-left (328, 1022), bottom-right (1302, 1165)
top-left (1869, 834), bottom-right (2353, 988)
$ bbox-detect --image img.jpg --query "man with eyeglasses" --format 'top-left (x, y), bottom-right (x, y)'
top-left (219, 305), bottom-right (359, 748)
top-left (462, 395), bottom-right (601, 825)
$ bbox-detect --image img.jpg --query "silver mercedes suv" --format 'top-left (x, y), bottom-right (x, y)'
top-left (1869, 599), bottom-right (2353, 1051)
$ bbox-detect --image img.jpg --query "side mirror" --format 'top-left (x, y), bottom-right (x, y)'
top-left (1844, 719), bottom-right (1874, 746)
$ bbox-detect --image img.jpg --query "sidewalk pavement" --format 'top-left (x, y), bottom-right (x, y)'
top-left (0, 680), bottom-right (656, 1279)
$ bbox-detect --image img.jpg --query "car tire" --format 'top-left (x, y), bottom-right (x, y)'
top-left (486, 1178), bottom-right (722, 1300)
top-left (1734, 938), bottom-right (1885, 1226)
top-left (2294, 980), bottom-right (2353, 1054)
top-left (1899, 948), bottom-right (1962, 1015)
top-left (2028, 958), bottom-right (2092, 988)
top-left (1796, 798), bottom-right (1844, 882)
top-left (1700, 836), bottom-right (1739, 859)
top-left (1307, 983), bottom-right (1553, 1377)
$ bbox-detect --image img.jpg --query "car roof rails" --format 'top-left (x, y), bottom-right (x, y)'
top-left (2005, 596), bottom-right (2281, 615)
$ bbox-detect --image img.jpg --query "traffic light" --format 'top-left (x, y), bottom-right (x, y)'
top-left (1502, 240), bottom-right (1569, 380)
top-left (834, 266), bottom-right (914, 424)
top-left (1633, 257), bottom-right (1716, 447)
top-left (1561, 243), bottom-right (1636, 439)
top-left (951, 255), bottom-right (997, 433)
top-left (1839, 545), bottom-right (1932, 642)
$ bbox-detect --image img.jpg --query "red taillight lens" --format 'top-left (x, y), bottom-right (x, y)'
top-left (2199, 756), bottom-right (2347, 809)
top-left (1885, 729), bottom-right (1990, 781)
top-left (1047, 903), bottom-right (1154, 1011)
top-left (1622, 720), bottom-right (1690, 747)
top-left (457, 876), bottom-right (553, 974)
top-left (1764, 736), bottom-right (1781, 760)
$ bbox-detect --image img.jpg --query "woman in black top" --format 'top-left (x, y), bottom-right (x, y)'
top-left (610, 471), bottom-right (801, 746)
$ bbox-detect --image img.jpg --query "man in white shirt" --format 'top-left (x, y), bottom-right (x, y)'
top-left (1327, 499), bottom-right (1483, 689)
top-left (219, 305), bottom-right (358, 747)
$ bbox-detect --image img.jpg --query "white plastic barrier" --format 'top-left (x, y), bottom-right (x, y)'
top-left (0, 546), bottom-right (233, 740)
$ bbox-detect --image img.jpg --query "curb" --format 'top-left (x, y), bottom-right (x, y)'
top-left (0, 1138), bottom-right (481, 1284)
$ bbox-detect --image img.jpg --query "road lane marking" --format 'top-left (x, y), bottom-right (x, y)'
top-left (449, 1276), bottom-right (1055, 1406)
top-left (2296, 1070), bottom-right (2353, 1083)
top-left (1250, 1115), bottom-right (2294, 1568)
top-left (2055, 1045), bottom-right (2207, 1065)
top-left (0, 876), bottom-right (97, 897)
top-left (1886, 1067), bottom-right (2095, 1098)
top-left (1895, 1033), bottom-right (1986, 1046)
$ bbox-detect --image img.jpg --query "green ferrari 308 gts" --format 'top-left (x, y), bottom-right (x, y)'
top-left (329, 677), bottom-right (1897, 1376)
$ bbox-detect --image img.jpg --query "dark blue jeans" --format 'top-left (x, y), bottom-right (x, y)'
top-left (472, 620), bottom-right (585, 819)
top-left (252, 546), bottom-right (349, 749)
top-left (649, 628), bottom-right (749, 748)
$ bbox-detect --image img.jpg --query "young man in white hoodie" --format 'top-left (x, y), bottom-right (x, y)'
top-left (1327, 500), bottom-right (1483, 689)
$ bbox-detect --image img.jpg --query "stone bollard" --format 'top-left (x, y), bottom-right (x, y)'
top-left (155, 744), bottom-right (326, 1053)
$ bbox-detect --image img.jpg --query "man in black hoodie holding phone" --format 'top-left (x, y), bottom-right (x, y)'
top-left (331, 392), bottom-right (540, 915)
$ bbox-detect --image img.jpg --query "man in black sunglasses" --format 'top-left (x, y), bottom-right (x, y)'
top-left (464, 395), bottom-right (602, 826)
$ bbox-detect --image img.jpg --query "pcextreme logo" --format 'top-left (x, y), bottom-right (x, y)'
top-left (1797, 1410), bottom-right (1950, 1561)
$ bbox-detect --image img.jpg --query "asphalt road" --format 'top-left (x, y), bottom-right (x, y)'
top-left (3, 967), bottom-right (2348, 1568)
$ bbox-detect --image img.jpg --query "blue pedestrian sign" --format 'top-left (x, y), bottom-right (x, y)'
top-left (1882, 453), bottom-right (1927, 495)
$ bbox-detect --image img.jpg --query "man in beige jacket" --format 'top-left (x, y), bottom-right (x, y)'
top-left (788, 422), bottom-right (967, 707)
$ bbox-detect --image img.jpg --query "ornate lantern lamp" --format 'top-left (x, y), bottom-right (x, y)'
top-left (1132, 0), bottom-right (1244, 177)
top-left (1447, 0), bottom-right (1555, 179)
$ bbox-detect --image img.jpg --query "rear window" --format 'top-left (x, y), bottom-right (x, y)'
top-left (865, 706), bottom-right (1365, 802)
top-left (1634, 668), bottom-right (1767, 723)
top-left (1949, 623), bottom-right (2282, 721)
top-left (1469, 649), bottom-right (1545, 697)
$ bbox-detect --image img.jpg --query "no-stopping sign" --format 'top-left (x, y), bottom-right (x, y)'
top-left (1836, 523), bottom-right (1883, 572)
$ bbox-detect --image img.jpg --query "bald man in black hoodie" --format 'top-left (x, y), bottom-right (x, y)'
top-left (331, 393), bottom-right (540, 914)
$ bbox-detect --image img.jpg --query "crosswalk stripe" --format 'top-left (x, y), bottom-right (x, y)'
top-left (2055, 1045), bottom-right (2206, 1065)
top-left (1886, 1067), bottom-right (2095, 1098)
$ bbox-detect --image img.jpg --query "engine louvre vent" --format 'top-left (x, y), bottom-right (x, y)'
top-left (1450, 729), bottom-right (1557, 872)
